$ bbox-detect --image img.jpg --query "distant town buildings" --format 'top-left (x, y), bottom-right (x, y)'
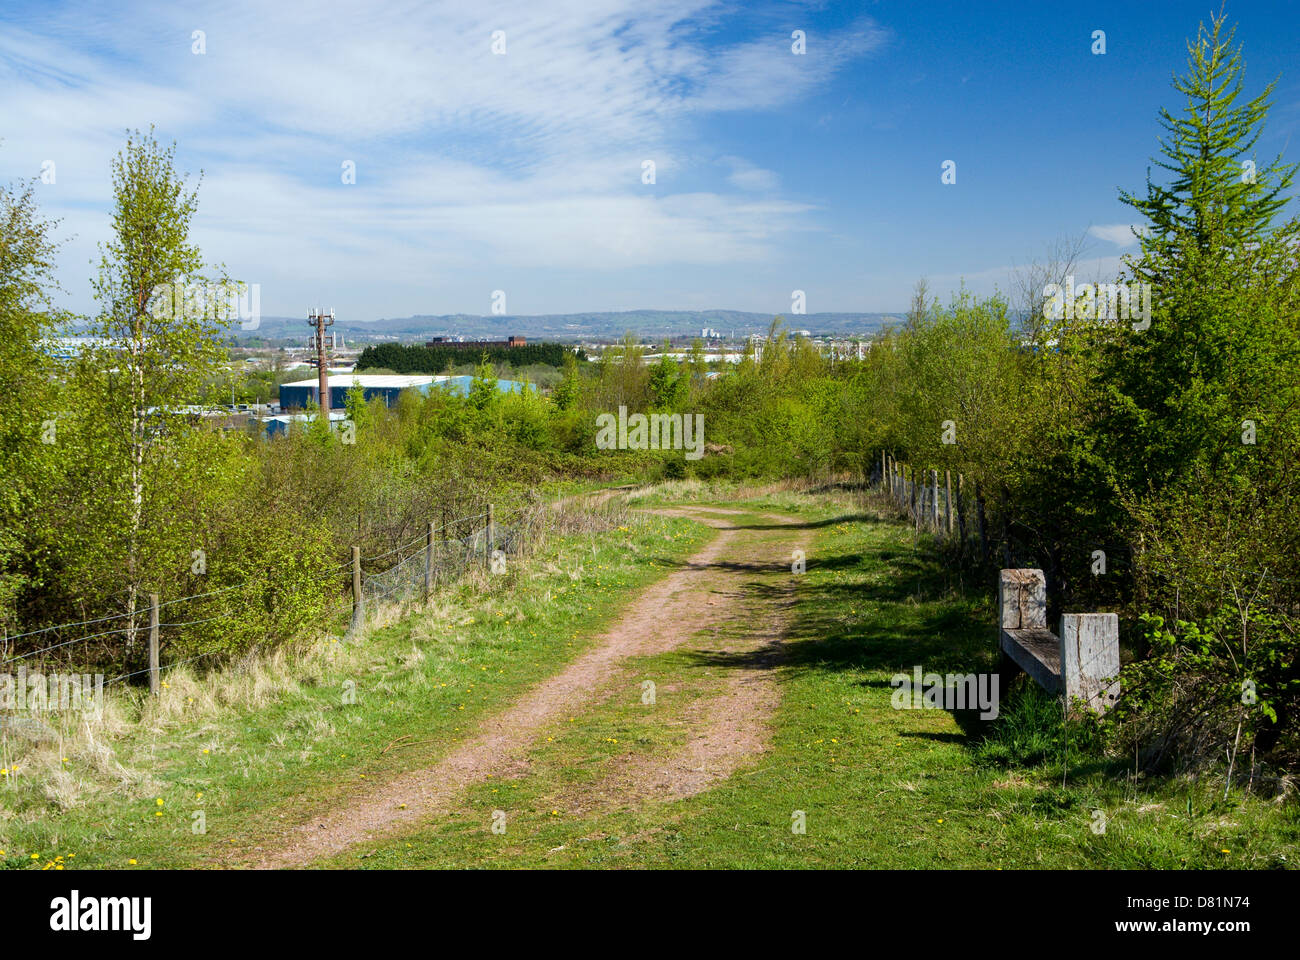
top-left (424, 335), bottom-right (527, 349)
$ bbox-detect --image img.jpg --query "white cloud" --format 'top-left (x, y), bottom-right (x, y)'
top-left (1087, 223), bottom-right (1147, 247)
top-left (722, 156), bottom-right (780, 192)
top-left (0, 1), bottom-right (886, 317)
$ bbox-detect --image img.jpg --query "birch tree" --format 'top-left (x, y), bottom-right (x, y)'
top-left (85, 128), bottom-right (231, 649)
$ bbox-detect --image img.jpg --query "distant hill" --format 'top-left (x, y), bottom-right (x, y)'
top-left (226, 310), bottom-right (903, 345)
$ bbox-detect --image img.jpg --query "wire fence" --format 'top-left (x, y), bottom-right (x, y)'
top-left (868, 453), bottom-right (1300, 614)
top-left (0, 494), bottom-right (648, 693)
top-left (0, 506), bottom-right (500, 684)
top-left (357, 523), bottom-right (484, 612)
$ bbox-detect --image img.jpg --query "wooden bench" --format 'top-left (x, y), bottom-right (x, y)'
top-left (998, 569), bottom-right (1120, 713)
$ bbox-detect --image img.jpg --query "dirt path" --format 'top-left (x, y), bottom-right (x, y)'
top-left (251, 503), bottom-right (805, 868)
top-left (568, 577), bottom-right (796, 814)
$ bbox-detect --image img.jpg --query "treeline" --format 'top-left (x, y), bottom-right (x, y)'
top-left (850, 15), bottom-right (1300, 783)
top-left (356, 341), bottom-right (582, 373)
top-left (539, 14), bottom-right (1300, 782)
top-left (0, 131), bottom-right (575, 675)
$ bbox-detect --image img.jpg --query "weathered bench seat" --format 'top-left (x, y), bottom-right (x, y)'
top-left (998, 569), bottom-right (1120, 713)
top-left (1001, 626), bottom-right (1062, 694)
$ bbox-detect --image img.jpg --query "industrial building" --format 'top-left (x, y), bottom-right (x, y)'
top-left (278, 373), bottom-right (535, 411)
top-left (262, 411), bottom-right (349, 438)
top-left (434, 375), bottom-right (534, 398)
top-left (279, 374), bottom-right (438, 410)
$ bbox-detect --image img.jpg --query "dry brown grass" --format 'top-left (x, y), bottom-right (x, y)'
top-left (0, 495), bottom-right (663, 821)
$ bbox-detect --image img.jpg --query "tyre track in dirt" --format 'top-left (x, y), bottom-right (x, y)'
top-left (563, 577), bottom-right (798, 815)
top-left (247, 504), bottom-right (804, 868)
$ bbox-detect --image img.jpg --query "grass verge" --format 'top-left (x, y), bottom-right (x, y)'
top-left (326, 493), bottom-right (1299, 869)
top-left (0, 509), bottom-right (707, 870)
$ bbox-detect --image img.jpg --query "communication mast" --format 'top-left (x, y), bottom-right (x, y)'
top-left (307, 307), bottom-right (335, 412)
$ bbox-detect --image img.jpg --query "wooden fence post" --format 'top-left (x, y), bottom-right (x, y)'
top-left (1000, 491), bottom-right (1012, 568)
top-left (930, 469), bottom-right (939, 531)
top-left (486, 503), bottom-right (495, 563)
top-left (956, 473), bottom-right (967, 553)
top-left (425, 522), bottom-right (435, 600)
top-left (945, 470), bottom-right (954, 534)
top-left (148, 592), bottom-right (160, 697)
top-left (880, 450), bottom-right (886, 491)
top-left (975, 482), bottom-right (990, 565)
top-left (350, 545), bottom-right (363, 633)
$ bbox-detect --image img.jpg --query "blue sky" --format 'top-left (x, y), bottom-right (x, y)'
top-left (3, 0), bottom-right (1299, 321)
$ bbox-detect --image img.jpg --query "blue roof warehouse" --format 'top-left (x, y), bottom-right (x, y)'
top-left (278, 374), bottom-right (535, 411)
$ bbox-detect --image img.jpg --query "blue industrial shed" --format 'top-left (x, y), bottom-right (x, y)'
top-left (435, 375), bottom-right (535, 398)
top-left (279, 373), bottom-right (536, 411)
top-left (262, 411), bottom-right (349, 438)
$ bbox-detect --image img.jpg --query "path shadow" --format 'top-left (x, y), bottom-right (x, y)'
top-left (718, 513), bottom-right (879, 531)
